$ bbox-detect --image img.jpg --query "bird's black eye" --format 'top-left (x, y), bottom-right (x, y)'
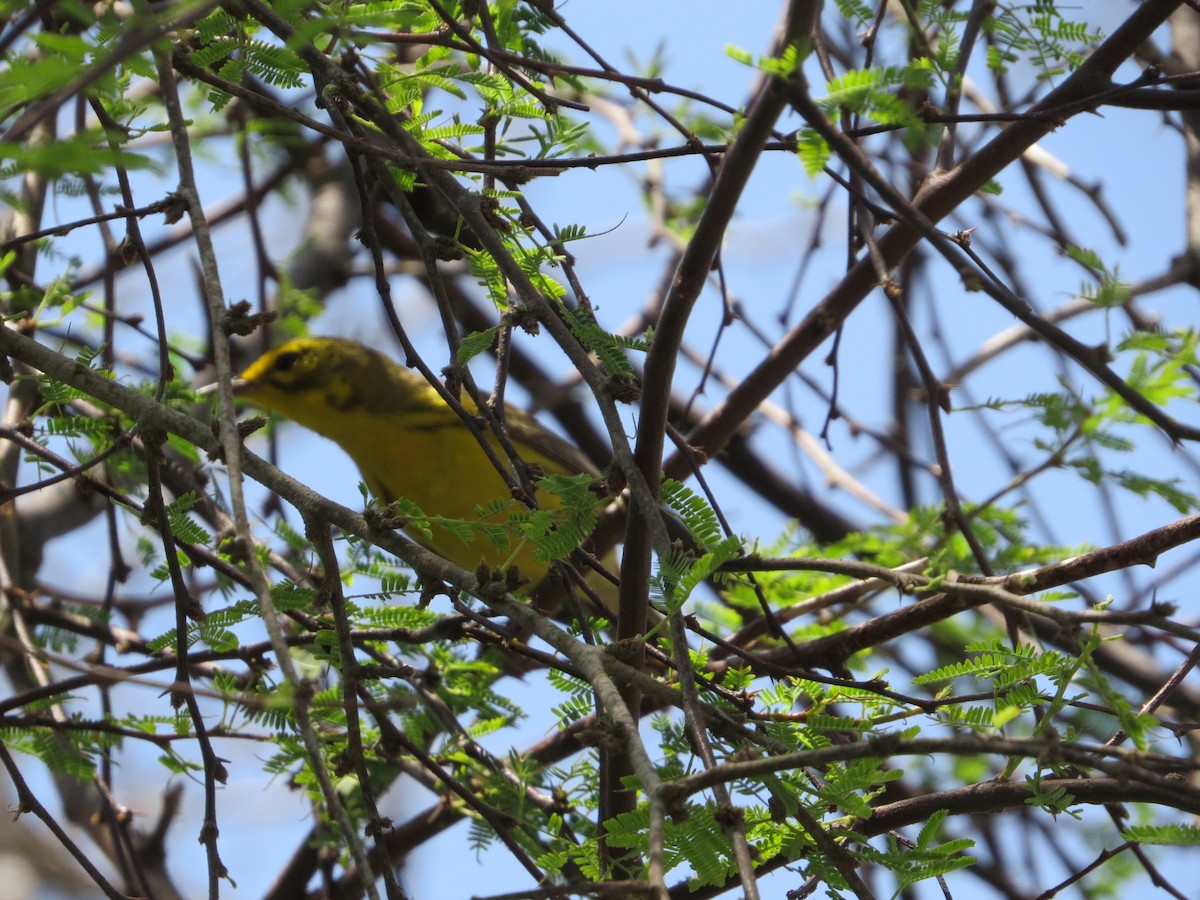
top-left (273, 351), bottom-right (300, 373)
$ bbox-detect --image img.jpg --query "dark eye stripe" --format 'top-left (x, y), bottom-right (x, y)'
top-left (273, 351), bottom-right (301, 373)
top-left (264, 347), bottom-right (327, 394)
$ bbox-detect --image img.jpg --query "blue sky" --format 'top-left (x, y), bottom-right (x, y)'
top-left (18, 2), bottom-right (1200, 897)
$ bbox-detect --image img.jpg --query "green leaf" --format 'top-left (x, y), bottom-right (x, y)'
top-left (165, 492), bottom-right (212, 546)
top-left (0, 135), bottom-right (157, 179)
top-left (797, 126), bottom-right (831, 176)
top-left (1121, 824), bottom-right (1200, 846)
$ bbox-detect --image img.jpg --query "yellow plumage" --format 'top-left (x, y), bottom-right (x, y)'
top-left (233, 337), bottom-right (608, 597)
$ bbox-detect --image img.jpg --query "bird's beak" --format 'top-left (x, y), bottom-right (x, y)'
top-left (196, 377), bottom-right (252, 397)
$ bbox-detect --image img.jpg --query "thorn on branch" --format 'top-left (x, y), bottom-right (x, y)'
top-left (950, 227), bottom-right (976, 247)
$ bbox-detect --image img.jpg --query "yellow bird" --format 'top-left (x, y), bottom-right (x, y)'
top-left (232, 337), bottom-right (612, 606)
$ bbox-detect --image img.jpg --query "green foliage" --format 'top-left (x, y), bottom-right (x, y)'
top-left (983, 3), bottom-right (1104, 76)
top-left (29, 344), bottom-right (108, 408)
top-left (1121, 824), bottom-right (1200, 847)
top-left (164, 492), bottom-right (211, 546)
top-left (1025, 769), bottom-right (1082, 819)
top-left (0, 131), bottom-right (154, 183)
top-left (1110, 329), bottom-right (1200, 420)
top-left (915, 641), bottom-right (1068, 690)
top-left (660, 478), bottom-right (723, 551)
top-left (1075, 627), bottom-right (1158, 751)
top-left (834, 0), bottom-right (874, 29)
top-left (652, 479), bottom-right (744, 609)
top-left (463, 244), bottom-right (512, 309)
top-left (1067, 244), bottom-right (1133, 309)
top-left (400, 467), bottom-right (603, 574)
top-left (455, 325), bottom-right (501, 364)
top-left (2, 712), bottom-right (98, 781)
top-left (917, 1), bottom-right (972, 72)
top-left (270, 580), bottom-right (320, 613)
top-left (548, 670), bottom-right (593, 729)
top-left (605, 802), bottom-right (735, 888)
top-left (558, 304), bottom-right (646, 377)
top-left (521, 114), bottom-right (591, 160)
top-left (974, 337), bottom-right (1200, 516)
top-left (523, 472), bottom-right (600, 562)
top-left (861, 829), bottom-right (978, 891)
top-left (726, 40), bottom-right (808, 80)
top-left (40, 414), bottom-right (113, 444)
top-left (190, 8), bottom-right (308, 109)
top-left (821, 63), bottom-right (937, 128)
top-left (796, 125), bottom-right (832, 177)
top-left (795, 60), bottom-right (941, 174)
top-left (882, 501), bottom-right (1074, 581)
top-left (0, 3), bottom-right (1191, 898)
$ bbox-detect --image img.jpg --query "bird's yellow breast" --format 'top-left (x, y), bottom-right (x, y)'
top-left (332, 404), bottom-right (568, 576)
top-left (234, 337), bottom-right (595, 583)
